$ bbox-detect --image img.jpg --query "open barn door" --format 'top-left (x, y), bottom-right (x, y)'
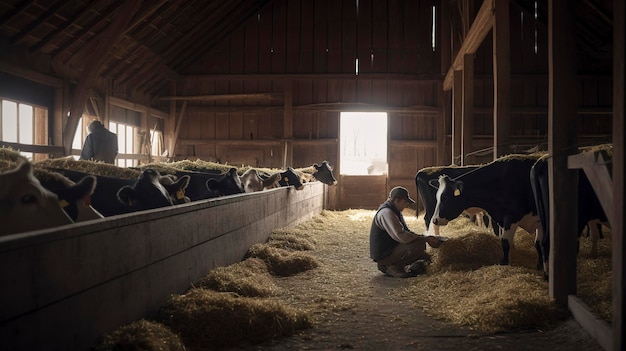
top-left (337, 112), bottom-right (388, 210)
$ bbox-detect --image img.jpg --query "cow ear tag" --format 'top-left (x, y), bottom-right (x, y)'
top-left (454, 188), bottom-right (461, 197)
top-left (59, 199), bottom-right (70, 208)
top-left (284, 176), bottom-right (289, 182)
top-left (176, 189), bottom-right (185, 200)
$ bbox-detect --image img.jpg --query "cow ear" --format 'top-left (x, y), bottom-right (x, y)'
top-left (428, 179), bottom-right (439, 189)
top-left (117, 186), bottom-right (138, 206)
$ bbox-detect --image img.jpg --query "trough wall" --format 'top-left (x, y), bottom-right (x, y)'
top-left (0, 182), bottom-right (325, 351)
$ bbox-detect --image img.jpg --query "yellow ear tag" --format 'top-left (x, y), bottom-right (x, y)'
top-left (284, 176), bottom-right (289, 182)
top-left (59, 199), bottom-right (70, 208)
top-left (454, 189), bottom-right (461, 197)
top-left (176, 189), bottom-right (185, 200)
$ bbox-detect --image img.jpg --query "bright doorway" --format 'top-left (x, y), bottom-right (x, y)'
top-left (339, 112), bottom-right (388, 175)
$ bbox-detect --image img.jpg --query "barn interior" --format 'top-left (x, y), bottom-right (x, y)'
top-left (0, 1), bottom-right (623, 350)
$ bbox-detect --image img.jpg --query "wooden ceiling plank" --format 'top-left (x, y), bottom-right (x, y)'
top-left (51, 2), bottom-right (120, 60)
top-left (0, 0), bottom-right (35, 27)
top-left (11, 1), bottom-right (67, 45)
top-left (159, 93), bottom-right (282, 101)
top-left (443, 0), bottom-right (495, 91)
top-left (29, 0), bottom-right (103, 53)
top-left (171, 0), bottom-right (264, 70)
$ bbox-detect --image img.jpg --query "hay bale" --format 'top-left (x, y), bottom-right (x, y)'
top-left (429, 232), bottom-right (502, 272)
top-left (198, 258), bottom-right (277, 297)
top-left (246, 243), bottom-right (319, 276)
top-left (267, 228), bottom-right (316, 251)
top-left (93, 319), bottom-right (184, 351)
top-left (407, 265), bottom-right (568, 332)
top-left (158, 289), bottom-right (312, 349)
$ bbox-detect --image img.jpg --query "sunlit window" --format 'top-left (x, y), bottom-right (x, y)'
top-left (150, 130), bottom-right (164, 156)
top-left (340, 112), bottom-right (388, 175)
top-left (0, 98), bottom-right (43, 160)
top-left (109, 121), bottom-right (139, 167)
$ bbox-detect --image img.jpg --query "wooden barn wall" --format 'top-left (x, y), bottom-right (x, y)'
top-left (170, 0), bottom-right (444, 210)
top-left (454, 2), bottom-right (613, 166)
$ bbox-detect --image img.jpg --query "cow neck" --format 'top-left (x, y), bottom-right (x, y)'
top-left (452, 167), bottom-right (499, 213)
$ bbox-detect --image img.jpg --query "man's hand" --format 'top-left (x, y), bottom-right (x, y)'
top-left (425, 236), bottom-right (442, 248)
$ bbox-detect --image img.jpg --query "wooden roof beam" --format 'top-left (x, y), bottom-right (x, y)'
top-left (443, 0), bottom-right (494, 91)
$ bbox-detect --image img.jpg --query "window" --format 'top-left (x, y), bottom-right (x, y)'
top-left (0, 98), bottom-right (48, 160)
top-left (149, 129), bottom-right (164, 156)
top-left (339, 112), bottom-right (388, 175)
top-left (109, 121), bottom-right (139, 167)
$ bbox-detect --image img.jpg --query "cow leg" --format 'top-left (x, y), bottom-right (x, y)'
top-left (499, 224), bottom-right (518, 266)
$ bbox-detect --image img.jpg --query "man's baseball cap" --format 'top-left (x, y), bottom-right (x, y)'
top-left (389, 186), bottom-right (415, 204)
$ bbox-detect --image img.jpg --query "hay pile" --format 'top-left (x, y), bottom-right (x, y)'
top-left (246, 243), bottom-right (319, 276)
top-left (93, 319), bottom-right (184, 351)
top-left (407, 266), bottom-right (568, 332)
top-left (34, 158), bottom-right (140, 179)
top-left (577, 225), bottom-right (613, 322)
top-left (265, 227), bottom-right (317, 251)
top-left (197, 257), bottom-right (277, 297)
top-left (158, 289), bottom-right (312, 349)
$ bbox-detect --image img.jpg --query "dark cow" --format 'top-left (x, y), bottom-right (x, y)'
top-left (415, 165), bottom-right (497, 236)
top-left (311, 161), bottom-right (338, 185)
top-left (0, 160), bottom-right (74, 235)
top-left (240, 168), bottom-right (280, 192)
top-left (167, 168), bottom-right (244, 201)
top-left (431, 155), bottom-right (544, 268)
top-left (530, 154), bottom-right (608, 278)
top-left (206, 167), bottom-right (245, 197)
top-left (36, 169), bottom-right (103, 222)
top-left (117, 169), bottom-right (190, 212)
top-left (278, 167), bottom-right (304, 190)
top-left (47, 168), bottom-right (189, 216)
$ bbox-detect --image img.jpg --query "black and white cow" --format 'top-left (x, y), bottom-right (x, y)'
top-left (415, 165), bottom-right (497, 236)
top-left (117, 168), bottom-right (190, 212)
top-left (240, 168), bottom-right (280, 192)
top-left (431, 154), bottom-right (544, 269)
top-left (530, 154), bottom-right (609, 278)
top-left (311, 161), bottom-right (337, 186)
top-left (48, 168), bottom-right (189, 216)
top-left (264, 167), bottom-right (304, 190)
top-left (171, 168), bottom-right (243, 201)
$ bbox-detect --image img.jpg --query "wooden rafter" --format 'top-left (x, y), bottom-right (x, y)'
top-left (443, 0), bottom-right (495, 91)
top-left (159, 93), bottom-right (283, 102)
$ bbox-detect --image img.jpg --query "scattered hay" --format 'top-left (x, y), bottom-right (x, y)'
top-left (246, 243), bottom-right (319, 276)
top-left (267, 227), bottom-right (316, 251)
top-left (0, 147), bottom-right (24, 163)
top-left (158, 289), bottom-right (312, 349)
top-left (577, 227), bottom-right (613, 322)
top-left (93, 319), bottom-right (185, 351)
top-left (407, 265), bottom-right (568, 333)
top-left (197, 258), bottom-right (277, 297)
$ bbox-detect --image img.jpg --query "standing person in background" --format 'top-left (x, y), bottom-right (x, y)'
top-left (370, 186), bottom-right (443, 278)
top-left (80, 120), bottom-right (118, 164)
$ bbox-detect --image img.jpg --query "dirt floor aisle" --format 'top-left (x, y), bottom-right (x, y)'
top-left (224, 210), bottom-right (605, 351)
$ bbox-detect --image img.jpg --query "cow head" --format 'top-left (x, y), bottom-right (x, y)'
top-left (313, 161), bottom-right (337, 185)
top-left (41, 171), bottom-right (103, 222)
top-left (431, 175), bottom-right (465, 226)
top-left (279, 167), bottom-right (304, 190)
top-left (0, 160), bottom-right (73, 236)
top-left (117, 168), bottom-right (189, 211)
top-left (207, 168), bottom-right (245, 196)
top-left (240, 168), bottom-right (280, 192)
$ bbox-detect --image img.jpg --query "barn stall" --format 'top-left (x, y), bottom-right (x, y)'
top-left (0, 182), bottom-right (325, 350)
top-left (0, 0), bottom-right (624, 350)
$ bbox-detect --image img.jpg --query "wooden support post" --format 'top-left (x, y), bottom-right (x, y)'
top-left (170, 101), bottom-right (188, 158)
top-left (452, 70), bottom-right (463, 165)
top-left (612, 0), bottom-right (625, 349)
top-left (461, 54), bottom-right (474, 166)
top-left (283, 80), bottom-right (293, 168)
top-left (548, 0), bottom-right (579, 305)
top-left (493, 0), bottom-right (511, 159)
